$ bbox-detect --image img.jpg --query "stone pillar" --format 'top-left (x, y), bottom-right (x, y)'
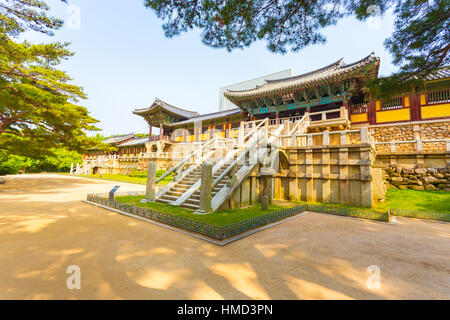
top-left (146, 161), bottom-right (156, 201)
top-left (305, 149), bottom-right (314, 202)
top-left (360, 126), bottom-right (369, 143)
top-left (339, 148), bottom-right (349, 205)
top-left (360, 146), bottom-right (372, 207)
top-left (199, 163), bottom-right (213, 211)
top-left (70, 163), bottom-right (74, 174)
top-left (321, 147), bottom-right (331, 203)
top-left (265, 175), bottom-right (274, 204)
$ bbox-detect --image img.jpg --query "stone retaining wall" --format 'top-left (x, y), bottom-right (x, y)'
top-left (368, 120), bottom-right (450, 153)
top-left (384, 167), bottom-right (450, 191)
top-left (274, 144), bottom-right (385, 207)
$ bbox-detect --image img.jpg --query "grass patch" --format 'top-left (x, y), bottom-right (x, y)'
top-left (67, 172), bottom-right (173, 185)
top-left (115, 194), bottom-right (292, 226)
top-left (378, 188), bottom-right (450, 214)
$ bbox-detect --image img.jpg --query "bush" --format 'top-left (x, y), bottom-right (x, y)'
top-left (128, 170), bottom-right (147, 178)
top-left (127, 169), bottom-right (174, 179)
top-left (0, 148), bottom-right (82, 175)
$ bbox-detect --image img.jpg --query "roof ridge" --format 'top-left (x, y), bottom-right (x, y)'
top-left (225, 53), bottom-right (379, 96)
top-left (263, 58), bottom-right (344, 85)
top-left (154, 97), bottom-right (200, 116)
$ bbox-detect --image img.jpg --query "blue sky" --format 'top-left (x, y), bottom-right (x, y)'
top-left (23, 1), bottom-right (397, 136)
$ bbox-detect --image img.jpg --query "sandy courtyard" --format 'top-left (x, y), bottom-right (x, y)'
top-left (0, 174), bottom-right (449, 299)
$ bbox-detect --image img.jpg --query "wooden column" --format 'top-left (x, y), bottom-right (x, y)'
top-left (410, 94), bottom-right (420, 121)
top-left (367, 101), bottom-right (376, 125)
top-left (149, 126), bottom-right (152, 140)
top-left (159, 123), bottom-right (163, 140)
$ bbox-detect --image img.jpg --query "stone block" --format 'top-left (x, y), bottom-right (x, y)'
top-left (262, 196), bottom-right (269, 210)
top-left (408, 185), bottom-right (424, 191)
top-left (425, 184), bottom-right (437, 191)
top-left (421, 176), bottom-right (440, 185)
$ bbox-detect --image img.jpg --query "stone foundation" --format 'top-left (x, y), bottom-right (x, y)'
top-left (275, 144), bottom-right (384, 207)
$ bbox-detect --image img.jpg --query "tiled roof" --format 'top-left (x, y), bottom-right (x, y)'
top-left (118, 137), bottom-right (148, 147)
top-left (224, 53), bottom-right (380, 99)
top-left (133, 97), bottom-right (199, 119)
top-left (170, 108), bottom-right (242, 126)
top-left (424, 66), bottom-right (450, 81)
top-left (103, 133), bottom-right (136, 145)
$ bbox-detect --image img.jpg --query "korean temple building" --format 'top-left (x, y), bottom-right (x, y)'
top-left (80, 53), bottom-right (449, 210)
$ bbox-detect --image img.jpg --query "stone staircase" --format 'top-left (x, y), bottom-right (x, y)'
top-left (154, 115), bottom-right (305, 212)
top-left (180, 158), bottom-right (238, 210)
top-left (156, 165), bottom-right (203, 205)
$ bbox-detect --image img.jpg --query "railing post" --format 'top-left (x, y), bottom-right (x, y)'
top-left (447, 140), bottom-right (450, 151)
top-left (321, 112), bottom-right (326, 121)
top-left (340, 132), bottom-right (347, 145)
top-left (360, 126), bottom-right (369, 143)
top-left (291, 134), bottom-right (297, 147)
top-left (416, 139), bottom-right (423, 152)
top-left (322, 130), bottom-right (330, 146)
top-left (390, 142), bottom-right (396, 153)
top-left (238, 121), bottom-right (244, 146)
top-left (307, 134), bottom-right (313, 146)
top-left (340, 106), bottom-right (347, 119)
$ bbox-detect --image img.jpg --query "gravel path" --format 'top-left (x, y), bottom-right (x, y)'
top-left (0, 174), bottom-right (448, 299)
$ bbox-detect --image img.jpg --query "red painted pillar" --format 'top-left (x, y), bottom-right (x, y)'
top-left (410, 94), bottom-right (420, 121)
top-left (367, 101), bottom-right (376, 125)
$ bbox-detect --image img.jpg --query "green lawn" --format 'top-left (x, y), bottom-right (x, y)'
top-left (115, 194), bottom-right (292, 226)
top-left (377, 188), bottom-right (450, 214)
top-left (67, 173), bottom-right (173, 185)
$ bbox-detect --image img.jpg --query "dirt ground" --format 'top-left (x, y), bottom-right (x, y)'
top-left (0, 174), bottom-right (449, 300)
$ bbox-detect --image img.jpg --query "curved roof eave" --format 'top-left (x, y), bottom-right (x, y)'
top-left (224, 53), bottom-right (380, 101)
top-left (133, 97), bottom-right (200, 119)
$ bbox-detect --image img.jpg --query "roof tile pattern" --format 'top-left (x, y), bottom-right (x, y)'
top-left (224, 53), bottom-right (380, 100)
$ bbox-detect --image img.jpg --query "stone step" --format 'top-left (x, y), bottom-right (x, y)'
top-left (156, 198), bottom-right (172, 204)
top-left (177, 182), bottom-right (194, 187)
top-left (166, 191), bottom-right (184, 197)
top-left (161, 194), bottom-right (179, 201)
top-left (185, 198), bottom-right (200, 205)
top-left (180, 202), bottom-right (199, 210)
top-left (172, 187), bottom-right (188, 192)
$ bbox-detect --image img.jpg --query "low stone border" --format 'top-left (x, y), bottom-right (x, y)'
top-left (86, 192), bottom-right (391, 240)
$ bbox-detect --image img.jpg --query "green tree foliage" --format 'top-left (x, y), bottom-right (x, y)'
top-left (0, 147), bottom-right (82, 175)
top-left (145, 0), bottom-right (449, 97)
top-left (0, 0), bottom-right (105, 160)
